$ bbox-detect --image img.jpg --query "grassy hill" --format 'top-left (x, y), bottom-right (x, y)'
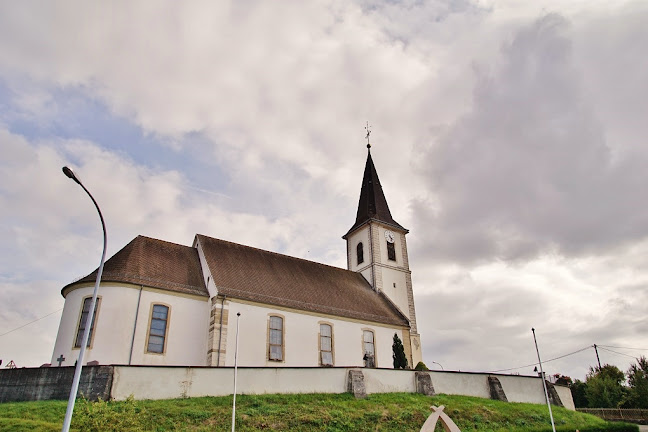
top-left (0, 393), bottom-right (639, 431)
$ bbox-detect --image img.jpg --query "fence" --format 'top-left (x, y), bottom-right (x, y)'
top-left (577, 408), bottom-right (648, 424)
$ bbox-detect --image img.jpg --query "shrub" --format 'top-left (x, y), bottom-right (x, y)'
top-left (414, 361), bottom-right (429, 371)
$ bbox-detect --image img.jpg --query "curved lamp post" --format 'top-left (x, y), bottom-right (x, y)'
top-left (61, 166), bottom-right (107, 432)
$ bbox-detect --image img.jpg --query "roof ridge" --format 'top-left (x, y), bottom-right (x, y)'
top-left (136, 234), bottom-right (192, 249)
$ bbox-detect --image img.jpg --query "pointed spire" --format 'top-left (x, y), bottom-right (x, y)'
top-left (344, 148), bottom-right (407, 238)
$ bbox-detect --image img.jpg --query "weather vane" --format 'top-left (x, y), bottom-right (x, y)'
top-left (365, 121), bottom-right (372, 149)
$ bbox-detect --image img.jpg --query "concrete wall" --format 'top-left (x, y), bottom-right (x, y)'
top-left (0, 366), bottom-right (112, 403)
top-left (0, 366), bottom-right (574, 410)
top-left (109, 366), bottom-right (574, 410)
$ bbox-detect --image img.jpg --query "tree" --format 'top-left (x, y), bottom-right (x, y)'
top-left (585, 364), bottom-right (626, 408)
top-left (392, 333), bottom-right (408, 369)
top-left (623, 356), bottom-right (648, 408)
top-left (570, 379), bottom-right (589, 408)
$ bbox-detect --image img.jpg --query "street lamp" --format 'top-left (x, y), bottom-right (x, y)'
top-left (61, 166), bottom-right (107, 432)
top-left (532, 328), bottom-right (556, 432)
top-left (431, 361), bottom-right (444, 370)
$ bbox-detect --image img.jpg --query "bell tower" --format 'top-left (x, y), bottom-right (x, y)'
top-left (343, 135), bottom-right (422, 367)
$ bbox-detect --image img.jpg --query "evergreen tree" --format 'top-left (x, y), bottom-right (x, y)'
top-left (392, 333), bottom-right (408, 369)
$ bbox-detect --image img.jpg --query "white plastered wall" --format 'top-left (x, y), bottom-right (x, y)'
top-left (222, 300), bottom-right (405, 368)
top-left (109, 366), bottom-right (575, 411)
top-left (346, 227), bottom-right (372, 284)
top-left (51, 284), bottom-right (209, 367)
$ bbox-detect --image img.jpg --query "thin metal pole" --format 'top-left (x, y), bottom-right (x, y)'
top-left (532, 328), bottom-right (556, 432)
top-left (231, 312), bottom-right (241, 432)
top-left (61, 167), bottom-right (107, 432)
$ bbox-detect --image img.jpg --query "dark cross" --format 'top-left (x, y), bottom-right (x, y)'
top-left (365, 121), bottom-right (372, 149)
top-left (56, 354), bottom-right (65, 367)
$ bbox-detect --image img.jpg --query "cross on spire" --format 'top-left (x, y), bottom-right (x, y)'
top-left (365, 121), bottom-right (372, 149)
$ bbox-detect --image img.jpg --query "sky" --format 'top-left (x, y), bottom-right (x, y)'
top-left (1, 0), bottom-right (647, 382)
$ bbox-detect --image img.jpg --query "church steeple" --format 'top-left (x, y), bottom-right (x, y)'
top-left (343, 149), bottom-right (407, 239)
top-left (342, 139), bottom-right (422, 368)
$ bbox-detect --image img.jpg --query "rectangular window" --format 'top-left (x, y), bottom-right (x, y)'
top-left (320, 324), bottom-right (333, 366)
top-left (387, 241), bottom-right (396, 261)
top-left (269, 316), bottom-right (283, 361)
top-left (147, 304), bottom-right (169, 353)
top-left (363, 330), bottom-right (375, 367)
top-left (74, 297), bottom-right (100, 348)
top-left (363, 330), bottom-right (375, 356)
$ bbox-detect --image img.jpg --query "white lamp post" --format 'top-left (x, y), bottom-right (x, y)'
top-left (532, 328), bottom-right (556, 432)
top-left (61, 166), bottom-right (107, 432)
top-left (231, 312), bottom-right (241, 432)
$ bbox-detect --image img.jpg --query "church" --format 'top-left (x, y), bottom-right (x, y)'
top-left (51, 146), bottom-right (423, 369)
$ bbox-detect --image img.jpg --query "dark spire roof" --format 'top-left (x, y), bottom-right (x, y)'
top-left (344, 149), bottom-right (407, 238)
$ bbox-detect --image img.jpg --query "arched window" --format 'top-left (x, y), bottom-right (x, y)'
top-left (147, 304), bottom-right (170, 354)
top-left (74, 296), bottom-right (101, 348)
top-left (319, 323), bottom-right (333, 366)
top-left (387, 241), bottom-right (396, 261)
top-left (363, 330), bottom-right (376, 367)
top-left (268, 315), bottom-right (284, 361)
top-left (357, 242), bottom-right (364, 265)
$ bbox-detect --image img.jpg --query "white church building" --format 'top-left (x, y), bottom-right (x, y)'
top-left (51, 147), bottom-right (423, 370)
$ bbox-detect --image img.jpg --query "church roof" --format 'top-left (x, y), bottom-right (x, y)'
top-left (196, 234), bottom-right (409, 326)
top-left (63, 235), bottom-right (208, 297)
top-left (344, 149), bottom-right (407, 238)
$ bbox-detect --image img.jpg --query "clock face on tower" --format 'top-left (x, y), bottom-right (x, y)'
top-left (385, 230), bottom-right (395, 243)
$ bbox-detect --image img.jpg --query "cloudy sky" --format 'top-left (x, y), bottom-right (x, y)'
top-left (1, 0), bottom-right (647, 382)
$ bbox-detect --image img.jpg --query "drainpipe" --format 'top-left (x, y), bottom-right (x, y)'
top-left (216, 295), bottom-right (226, 366)
top-left (128, 286), bottom-right (143, 365)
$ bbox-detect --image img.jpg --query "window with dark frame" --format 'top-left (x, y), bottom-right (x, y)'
top-left (147, 304), bottom-right (169, 353)
top-left (74, 297), bottom-right (100, 348)
top-left (357, 242), bottom-right (364, 265)
top-left (387, 241), bottom-right (396, 261)
top-left (320, 324), bottom-right (333, 366)
top-left (269, 316), bottom-right (284, 361)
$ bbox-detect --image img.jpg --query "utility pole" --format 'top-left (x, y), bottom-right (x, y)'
top-left (593, 344), bottom-right (602, 369)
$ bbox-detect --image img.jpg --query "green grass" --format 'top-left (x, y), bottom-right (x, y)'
top-left (0, 393), bottom-right (638, 431)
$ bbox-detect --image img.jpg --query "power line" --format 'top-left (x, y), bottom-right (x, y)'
top-left (598, 344), bottom-right (648, 351)
top-left (488, 345), bottom-right (593, 373)
top-left (0, 309), bottom-right (63, 337)
top-left (597, 346), bottom-right (640, 360)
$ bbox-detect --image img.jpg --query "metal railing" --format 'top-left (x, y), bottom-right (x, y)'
top-left (577, 408), bottom-right (648, 423)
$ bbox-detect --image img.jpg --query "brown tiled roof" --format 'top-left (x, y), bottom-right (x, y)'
top-left (63, 236), bottom-right (208, 297)
top-left (196, 234), bottom-right (409, 326)
top-left (344, 149), bottom-right (407, 238)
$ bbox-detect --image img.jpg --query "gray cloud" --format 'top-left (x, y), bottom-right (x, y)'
top-left (412, 13), bottom-right (648, 265)
top-left (1, 1), bottom-right (647, 381)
